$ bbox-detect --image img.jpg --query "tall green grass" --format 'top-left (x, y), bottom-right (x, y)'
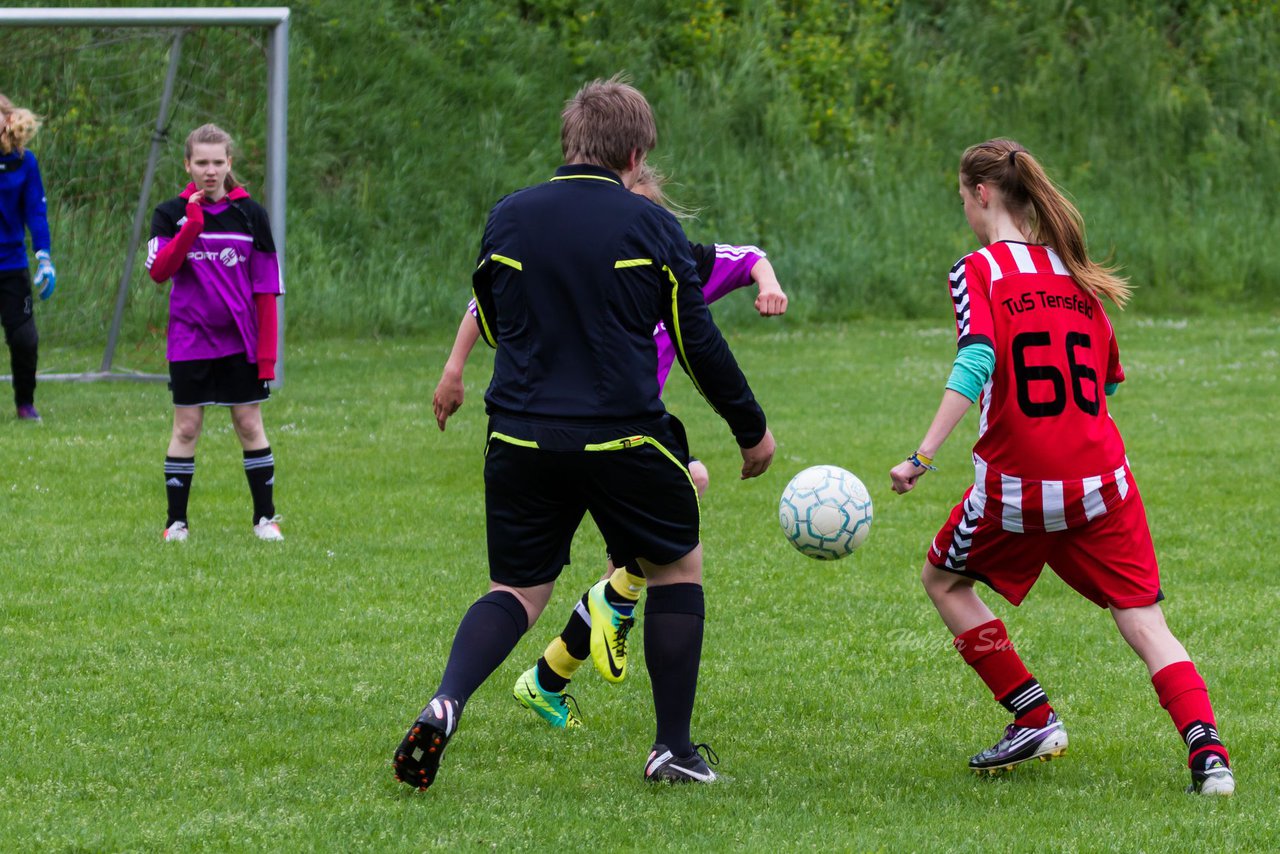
top-left (3, 0), bottom-right (1277, 348)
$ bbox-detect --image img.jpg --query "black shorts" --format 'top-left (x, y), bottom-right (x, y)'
top-left (484, 413), bottom-right (699, 587)
top-left (0, 267), bottom-right (34, 333)
top-left (169, 354), bottom-right (270, 407)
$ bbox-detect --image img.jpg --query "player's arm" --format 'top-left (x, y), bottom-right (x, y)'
top-left (1104, 315), bottom-right (1124, 396)
top-left (891, 254), bottom-right (993, 494)
top-left (148, 192), bottom-right (205, 282)
top-left (750, 257), bottom-right (788, 317)
top-left (25, 156), bottom-right (56, 300)
top-left (433, 303), bottom-right (483, 431)
top-left (699, 243), bottom-right (787, 316)
top-left (659, 225), bottom-right (773, 478)
top-left (469, 212), bottom-right (500, 350)
top-left (248, 205), bottom-right (282, 381)
top-left (890, 390), bottom-right (973, 494)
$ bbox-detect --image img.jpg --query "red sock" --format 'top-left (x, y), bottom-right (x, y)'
top-left (1152, 660), bottom-right (1228, 767)
top-left (954, 619), bottom-right (1053, 727)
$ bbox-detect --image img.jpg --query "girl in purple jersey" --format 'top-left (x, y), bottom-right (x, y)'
top-left (0, 94), bottom-right (56, 422)
top-left (430, 165), bottom-right (788, 725)
top-left (146, 124), bottom-right (283, 543)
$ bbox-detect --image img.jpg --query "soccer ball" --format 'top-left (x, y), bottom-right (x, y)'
top-left (778, 465), bottom-right (873, 560)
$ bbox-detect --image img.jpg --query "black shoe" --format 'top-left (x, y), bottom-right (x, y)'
top-left (393, 695), bottom-right (459, 791)
top-left (644, 742), bottom-right (719, 783)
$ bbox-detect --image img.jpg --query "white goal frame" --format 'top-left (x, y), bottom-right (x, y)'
top-left (0, 7), bottom-right (289, 384)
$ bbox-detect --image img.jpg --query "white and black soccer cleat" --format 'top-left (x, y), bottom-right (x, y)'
top-left (644, 742), bottom-right (719, 783)
top-left (969, 712), bottom-right (1068, 775)
top-left (393, 695), bottom-right (459, 791)
top-left (1187, 753), bottom-right (1235, 796)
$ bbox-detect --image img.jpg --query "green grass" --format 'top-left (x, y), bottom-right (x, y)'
top-left (2, 312), bottom-right (1277, 850)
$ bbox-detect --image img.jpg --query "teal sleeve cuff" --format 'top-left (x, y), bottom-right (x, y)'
top-left (945, 342), bottom-right (996, 403)
top-left (1105, 382), bottom-right (1120, 396)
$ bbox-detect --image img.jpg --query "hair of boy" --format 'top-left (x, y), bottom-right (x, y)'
top-left (561, 74), bottom-right (657, 172)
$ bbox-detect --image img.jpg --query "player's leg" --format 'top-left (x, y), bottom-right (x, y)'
top-left (586, 557), bottom-right (645, 683)
top-left (230, 402), bottom-right (280, 539)
top-left (224, 355), bottom-right (279, 538)
top-left (1110, 603), bottom-right (1232, 792)
top-left (638, 545), bottom-right (717, 782)
top-left (585, 458), bottom-right (701, 684)
top-left (515, 555), bottom-right (644, 728)
top-left (926, 494), bottom-right (1065, 774)
top-left (1129, 617), bottom-right (1233, 794)
top-left (163, 399), bottom-right (204, 542)
top-left (0, 269), bottom-right (39, 419)
top-left (1061, 489), bottom-right (1233, 794)
top-left (393, 439), bottom-right (584, 789)
top-left (582, 421), bottom-right (713, 782)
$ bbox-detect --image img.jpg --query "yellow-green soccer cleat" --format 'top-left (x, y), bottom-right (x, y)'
top-left (587, 579), bottom-right (635, 684)
top-left (513, 667), bottom-right (581, 729)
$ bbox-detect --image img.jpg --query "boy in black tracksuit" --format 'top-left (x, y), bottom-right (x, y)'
top-left (394, 78), bottom-right (775, 790)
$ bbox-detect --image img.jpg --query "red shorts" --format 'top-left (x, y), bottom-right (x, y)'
top-left (927, 483), bottom-right (1162, 609)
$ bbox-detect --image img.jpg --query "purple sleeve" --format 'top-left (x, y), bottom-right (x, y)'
top-left (250, 250), bottom-right (283, 295)
top-left (654, 324), bottom-right (677, 393)
top-left (467, 297), bottom-right (478, 318)
top-left (655, 244), bottom-right (765, 395)
top-left (702, 244), bottom-right (764, 304)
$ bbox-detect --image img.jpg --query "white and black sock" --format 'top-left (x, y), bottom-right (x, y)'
top-left (164, 455), bottom-right (195, 527)
top-left (243, 446), bottom-right (275, 523)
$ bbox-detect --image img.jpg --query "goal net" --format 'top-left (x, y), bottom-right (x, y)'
top-left (0, 8), bottom-right (288, 381)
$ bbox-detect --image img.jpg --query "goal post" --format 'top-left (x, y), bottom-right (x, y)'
top-left (0, 7), bottom-right (289, 384)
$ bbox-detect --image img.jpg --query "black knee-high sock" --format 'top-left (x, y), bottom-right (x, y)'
top-left (164, 455), bottom-right (195, 526)
top-left (436, 591), bottom-right (529, 709)
top-left (242, 446), bottom-right (275, 524)
top-left (644, 583), bottom-right (705, 757)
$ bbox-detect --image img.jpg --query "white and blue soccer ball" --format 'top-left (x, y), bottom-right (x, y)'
top-left (779, 465), bottom-right (873, 560)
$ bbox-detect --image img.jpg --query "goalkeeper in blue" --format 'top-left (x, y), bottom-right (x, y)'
top-left (0, 94), bottom-right (56, 422)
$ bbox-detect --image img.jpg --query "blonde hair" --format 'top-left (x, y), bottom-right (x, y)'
top-left (632, 163), bottom-right (698, 220)
top-left (0, 94), bottom-right (42, 156)
top-left (561, 74), bottom-right (657, 172)
top-left (961, 138), bottom-right (1131, 307)
top-left (184, 123), bottom-right (242, 192)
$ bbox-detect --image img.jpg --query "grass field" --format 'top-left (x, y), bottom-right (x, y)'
top-left (2, 312), bottom-right (1277, 851)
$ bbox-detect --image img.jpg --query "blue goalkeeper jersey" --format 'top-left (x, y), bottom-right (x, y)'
top-left (0, 150), bottom-right (51, 271)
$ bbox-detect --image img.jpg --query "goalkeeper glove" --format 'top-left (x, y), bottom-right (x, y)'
top-left (34, 250), bottom-right (56, 300)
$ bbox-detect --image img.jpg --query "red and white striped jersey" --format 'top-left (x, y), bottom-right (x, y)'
top-left (950, 241), bottom-right (1129, 533)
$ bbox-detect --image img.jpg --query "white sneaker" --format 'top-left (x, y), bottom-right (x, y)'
top-left (1188, 754), bottom-right (1235, 796)
top-left (163, 521), bottom-right (189, 542)
top-left (253, 515), bottom-right (284, 541)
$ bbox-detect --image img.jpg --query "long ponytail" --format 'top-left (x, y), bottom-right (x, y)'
top-left (633, 162), bottom-right (699, 220)
top-left (961, 138), bottom-right (1131, 308)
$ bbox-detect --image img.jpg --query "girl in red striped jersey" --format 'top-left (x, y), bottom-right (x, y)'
top-left (889, 138), bottom-right (1233, 795)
